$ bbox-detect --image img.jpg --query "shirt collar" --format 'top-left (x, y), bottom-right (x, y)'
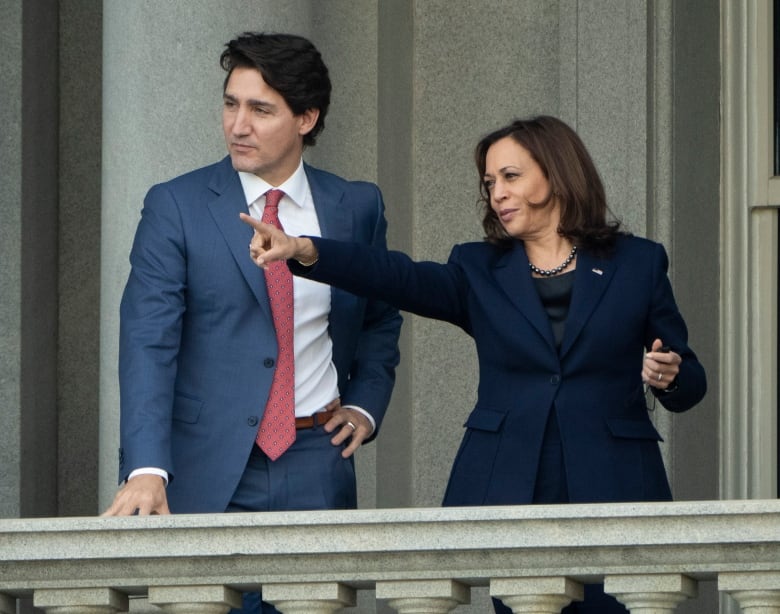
top-left (237, 159), bottom-right (307, 208)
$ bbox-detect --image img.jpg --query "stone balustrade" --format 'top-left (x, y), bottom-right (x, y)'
top-left (2, 500), bottom-right (780, 613)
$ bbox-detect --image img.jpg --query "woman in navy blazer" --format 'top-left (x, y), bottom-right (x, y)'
top-left (243, 116), bottom-right (707, 613)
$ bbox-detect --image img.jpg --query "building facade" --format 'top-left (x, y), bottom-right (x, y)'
top-left (1, 1), bottom-right (776, 611)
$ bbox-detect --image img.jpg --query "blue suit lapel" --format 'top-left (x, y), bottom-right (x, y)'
top-left (305, 165), bottom-right (355, 319)
top-left (305, 164), bottom-right (353, 240)
top-left (559, 250), bottom-right (615, 359)
top-left (493, 243), bottom-right (557, 351)
top-left (206, 157), bottom-right (273, 320)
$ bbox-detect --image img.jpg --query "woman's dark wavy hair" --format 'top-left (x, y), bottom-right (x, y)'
top-left (475, 115), bottom-right (624, 253)
top-left (220, 32), bottom-right (331, 147)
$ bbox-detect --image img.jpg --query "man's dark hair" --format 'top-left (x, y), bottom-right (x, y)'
top-left (220, 32), bottom-right (331, 147)
top-left (475, 115), bottom-right (624, 253)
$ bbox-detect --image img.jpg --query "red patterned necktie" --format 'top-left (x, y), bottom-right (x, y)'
top-left (256, 189), bottom-right (296, 460)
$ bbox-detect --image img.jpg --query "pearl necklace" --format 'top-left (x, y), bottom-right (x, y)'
top-left (529, 245), bottom-right (577, 277)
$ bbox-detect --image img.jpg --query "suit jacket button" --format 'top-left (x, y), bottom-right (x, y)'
top-left (550, 374), bottom-right (560, 385)
top-left (263, 358), bottom-right (275, 368)
top-left (247, 416), bottom-right (259, 427)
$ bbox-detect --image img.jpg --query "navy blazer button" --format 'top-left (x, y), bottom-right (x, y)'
top-left (550, 374), bottom-right (560, 385)
top-left (263, 358), bottom-right (275, 368)
top-left (247, 416), bottom-right (259, 427)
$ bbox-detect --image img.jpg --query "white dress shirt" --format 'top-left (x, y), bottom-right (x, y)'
top-left (241, 160), bottom-right (340, 417)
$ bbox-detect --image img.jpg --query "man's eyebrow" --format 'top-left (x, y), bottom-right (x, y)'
top-left (247, 99), bottom-right (276, 110)
top-left (222, 93), bottom-right (276, 110)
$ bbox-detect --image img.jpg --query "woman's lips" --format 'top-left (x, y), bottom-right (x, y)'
top-left (499, 208), bottom-right (518, 222)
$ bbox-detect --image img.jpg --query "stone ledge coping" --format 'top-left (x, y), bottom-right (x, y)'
top-left (1, 499), bottom-right (779, 595)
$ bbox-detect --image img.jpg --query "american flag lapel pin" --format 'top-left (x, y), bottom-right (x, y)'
top-left (592, 268), bottom-right (603, 276)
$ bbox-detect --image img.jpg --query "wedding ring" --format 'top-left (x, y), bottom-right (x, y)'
top-left (346, 421), bottom-right (356, 431)
top-left (657, 372), bottom-right (663, 381)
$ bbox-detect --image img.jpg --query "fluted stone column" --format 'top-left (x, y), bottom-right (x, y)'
top-left (262, 582), bottom-right (356, 613)
top-left (490, 577), bottom-right (583, 613)
top-left (720, 572), bottom-right (780, 613)
top-left (147, 585), bottom-right (242, 614)
top-left (605, 574), bottom-right (697, 613)
top-left (376, 579), bottom-right (470, 613)
top-left (33, 588), bottom-right (128, 614)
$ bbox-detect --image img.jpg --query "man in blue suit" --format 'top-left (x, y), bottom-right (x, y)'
top-left (103, 32), bottom-right (401, 526)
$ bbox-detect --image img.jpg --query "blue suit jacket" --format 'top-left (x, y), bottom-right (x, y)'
top-left (294, 234), bottom-right (707, 506)
top-left (118, 157), bottom-right (401, 513)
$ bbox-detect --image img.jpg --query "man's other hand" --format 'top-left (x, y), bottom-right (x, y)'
top-left (101, 474), bottom-right (170, 516)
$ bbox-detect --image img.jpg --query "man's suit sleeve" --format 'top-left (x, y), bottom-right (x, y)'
top-left (337, 185), bottom-right (402, 441)
top-left (118, 182), bottom-right (186, 482)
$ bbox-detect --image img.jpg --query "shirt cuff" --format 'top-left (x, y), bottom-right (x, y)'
top-left (128, 467), bottom-right (169, 486)
top-left (341, 405), bottom-right (376, 436)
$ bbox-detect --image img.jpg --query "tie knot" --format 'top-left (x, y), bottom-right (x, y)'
top-left (265, 189), bottom-right (285, 209)
top-left (261, 189), bottom-right (286, 229)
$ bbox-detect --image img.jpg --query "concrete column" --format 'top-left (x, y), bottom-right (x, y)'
top-left (0, 0), bottom-right (103, 520)
top-left (57, 0), bottom-right (103, 517)
top-left (0, 0), bottom-right (24, 522)
top-left (390, 0), bottom-right (562, 510)
top-left (490, 577), bottom-right (583, 613)
top-left (376, 580), bottom-right (470, 613)
top-left (147, 585), bottom-right (242, 614)
top-left (98, 0), bottom-right (319, 508)
top-left (0, 0), bottom-right (59, 519)
top-left (98, 0), bottom-right (389, 512)
top-left (262, 583), bottom-right (356, 614)
top-left (605, 574), bottom-right (697, 613)
top-left (564, 0), bottom-right (649, 231)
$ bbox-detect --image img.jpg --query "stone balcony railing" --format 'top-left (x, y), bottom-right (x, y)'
top-left (2, 499), bottom-right (780, 614)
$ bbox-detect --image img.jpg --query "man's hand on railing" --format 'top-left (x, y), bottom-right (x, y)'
top-left (101, 474), bottom-right (170, 516)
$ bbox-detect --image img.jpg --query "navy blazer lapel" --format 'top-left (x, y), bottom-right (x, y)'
top-left (206, 157), bottom-right (272, 318)
top-left (559, 250), bottom-right (615, 358)
top-left (493, 243), bottom-right (557, 351)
